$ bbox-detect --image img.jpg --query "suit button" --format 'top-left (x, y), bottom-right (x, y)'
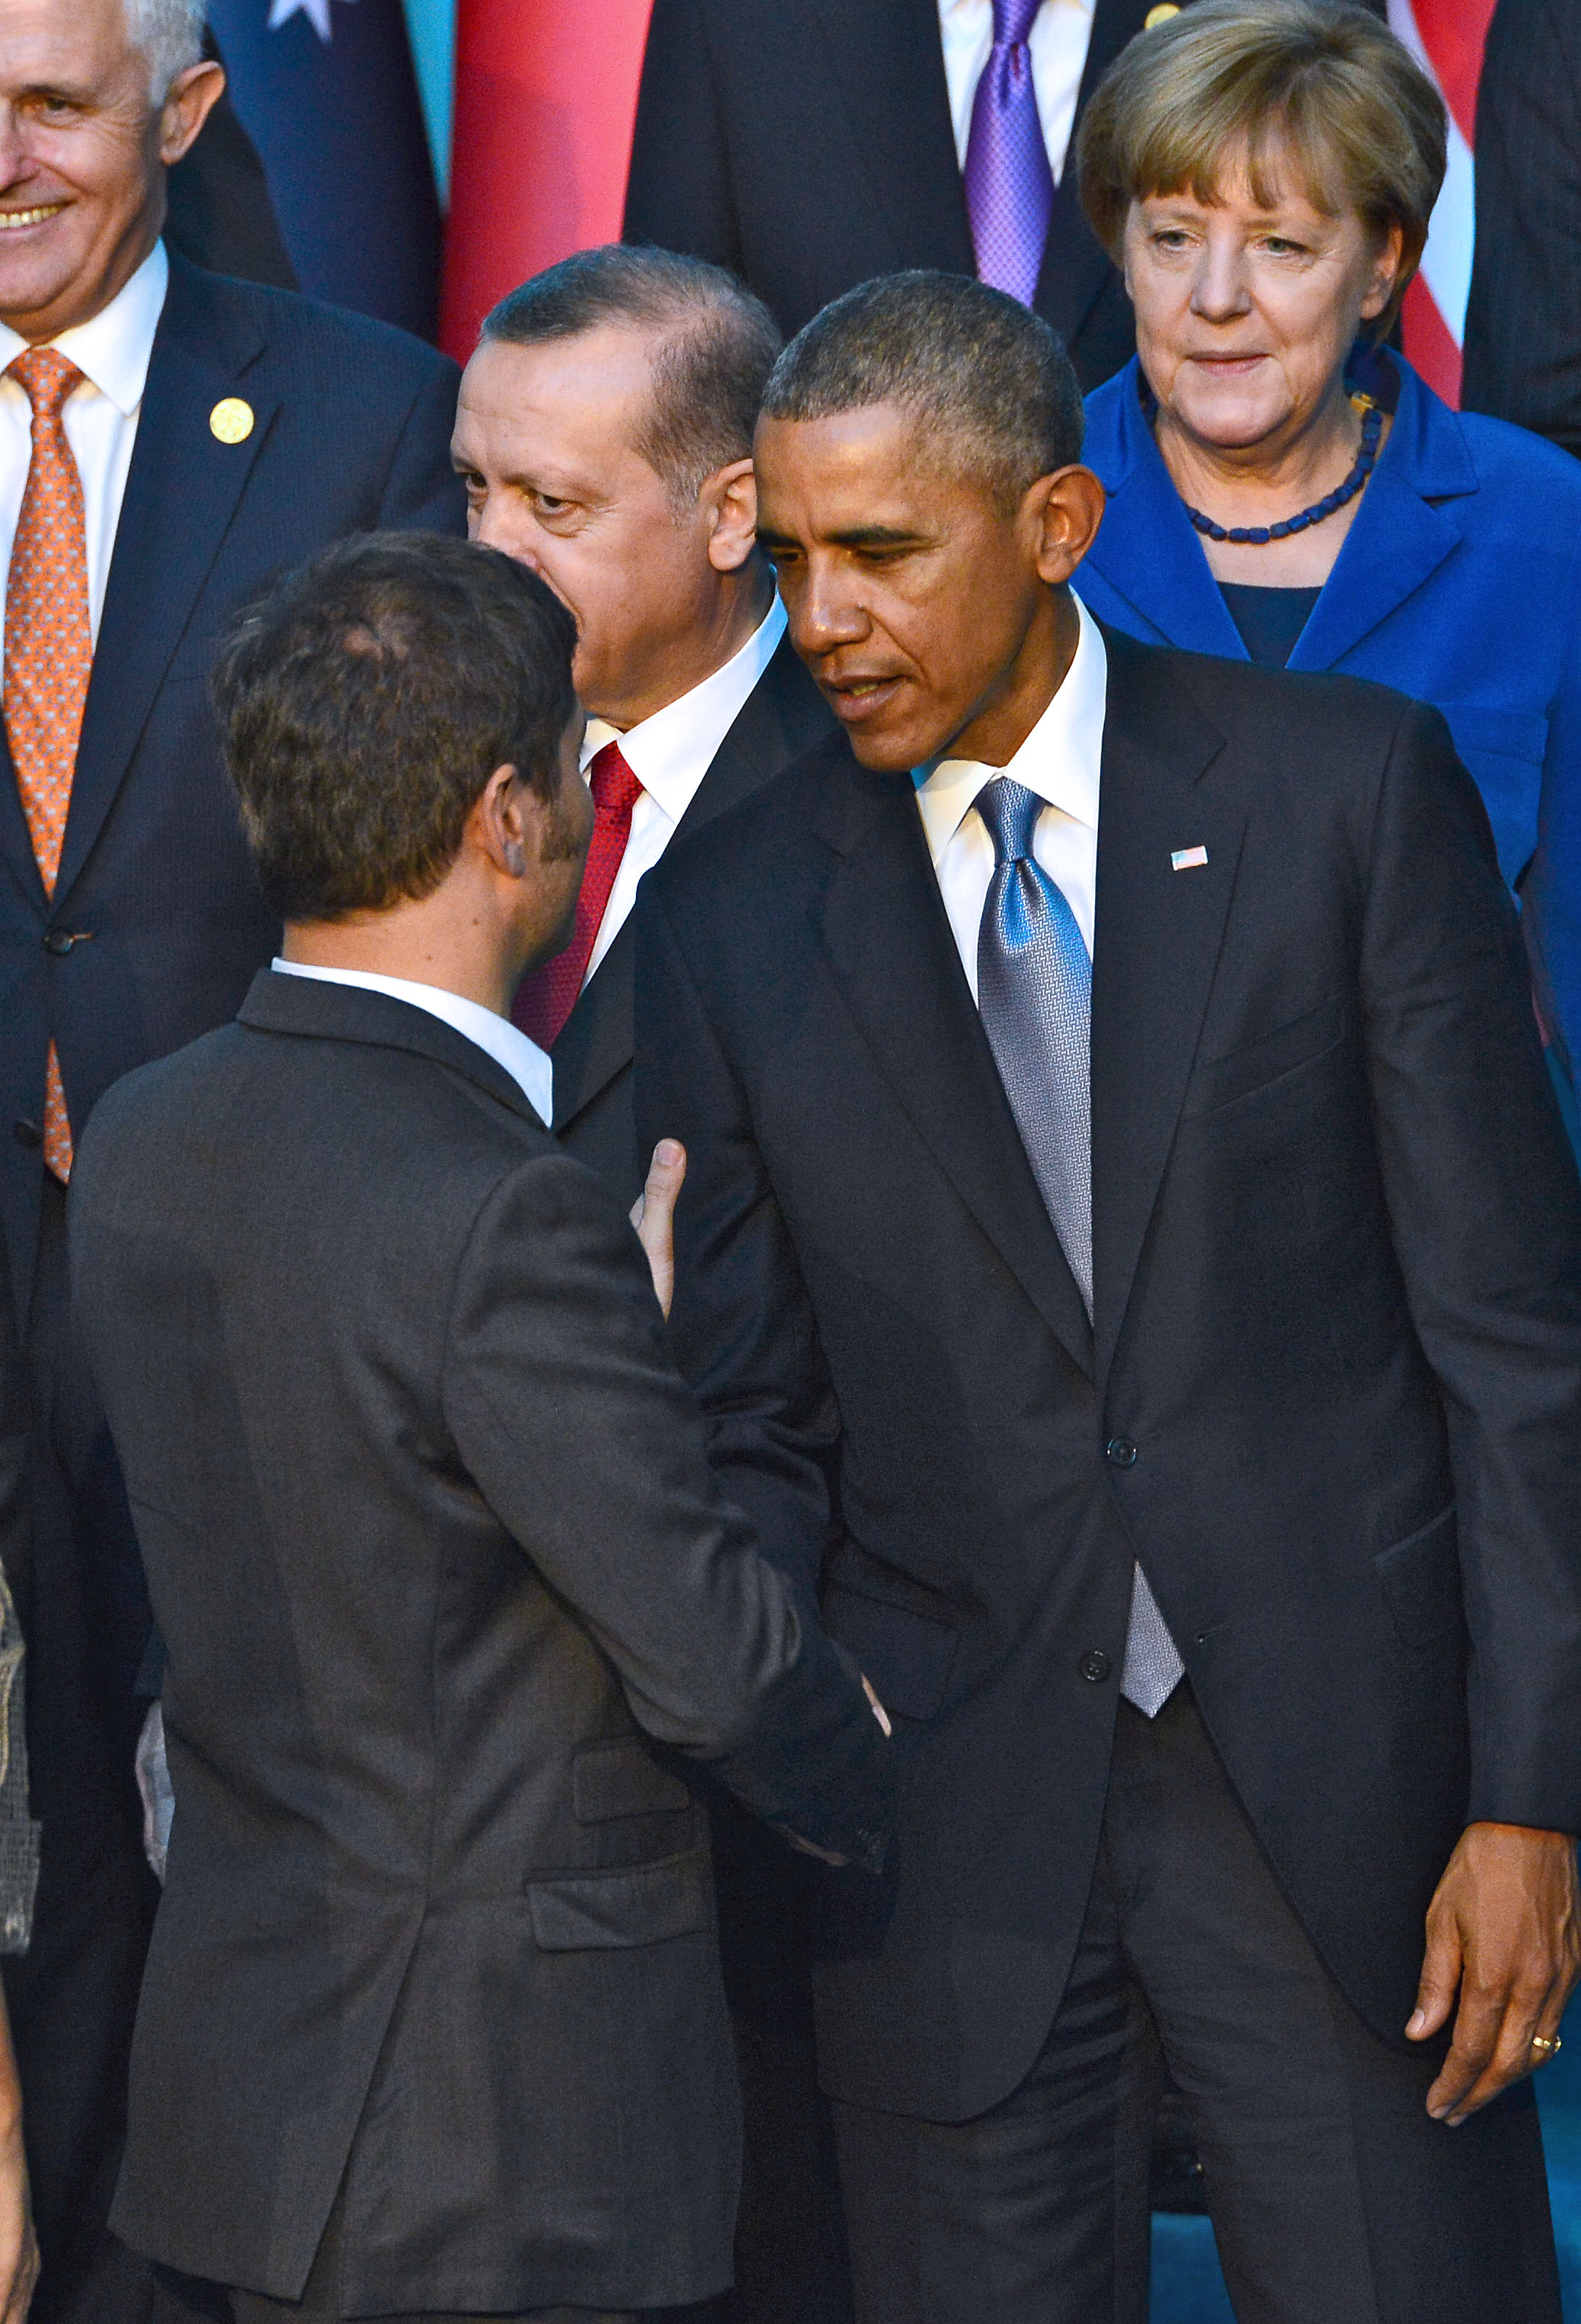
top-left (1105, 1437), bottom-right (1138, 1468)
top-left (42, 929), bottom-right (77, 956)
top-left (1080, 1649), bottom-right (1112, 1684)
top-left (12, 1120), bottom-right (41, 1150)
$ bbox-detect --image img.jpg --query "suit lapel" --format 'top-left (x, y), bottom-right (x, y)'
top-left (1089, 634), bottom-right (1240, 1378)
top-left (802, 0), bottom-right (975, 272)
top-left (812, 763), bottom-right (1095, 1379)
top-left (553, 635), bottom-right (832, 1131)
top-left (1079, 374), bottom-right (1249, 658)
top-left (54, 257), bottom-right (277, 904)
top-left (1036, 0), bottom-right (1157, 346)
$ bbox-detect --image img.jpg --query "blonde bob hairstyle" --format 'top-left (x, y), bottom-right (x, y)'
top-left (1076, 0), bottom-right (1447, 336)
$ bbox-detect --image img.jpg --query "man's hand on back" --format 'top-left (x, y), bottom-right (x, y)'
top-left (629, 1140), bottom-right (687, 1319)
top-left (1408, 1821), bottom-right (1581, 2123)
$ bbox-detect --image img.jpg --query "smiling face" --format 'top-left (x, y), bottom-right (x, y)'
top-left (754, 401), bottom-right (1104, 776)
top-left (453, 327), bottom-right (752, 730)
top-left (0, 0), bottom-right (221, 342)
top-left (1122, 138), bottom-right (1403, 458)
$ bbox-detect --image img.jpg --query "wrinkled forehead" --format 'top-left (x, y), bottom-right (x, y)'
top-left (755, 402), bottom-right (984, 535)
top-left (0, 0), bottom-right (143, 91)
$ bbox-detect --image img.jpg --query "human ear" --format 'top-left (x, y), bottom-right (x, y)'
top-left (474, 764), bottom-right (531, 878)
top-left (704, 457), bottom-right (759, 575)
top-left (1359, 220), bottom-right (1406, 322)
top-left (159, 61), bottom-right (227, 169)
top-left (1028, 465), bottom-right (1107, 588)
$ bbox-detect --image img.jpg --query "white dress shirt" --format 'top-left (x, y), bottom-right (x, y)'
top-left (580, 594), bottom-right (787, 983)
top-left (938, 0), bottom-right (1099, 183)
top-left (270, 959), bottom-right (554, 1128)
top-left (914, 596), bottom-right (1107, 995)
top-left (0, 239), bottom-right (168, 644)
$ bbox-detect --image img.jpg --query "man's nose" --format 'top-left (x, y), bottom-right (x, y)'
top-left (0, 111), bottom-right (33, 191)
top-left (473, 499), bottom-right (537, 569)
top-left (794, 567), bottom-right (869, 656)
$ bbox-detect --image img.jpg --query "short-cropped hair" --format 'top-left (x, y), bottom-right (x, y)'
top-left (760, 272), bottom-right (1085, 513)
top-left (212, 533), bottom-right (578, 924)
top-left (482, 244), bottom-right (782, 511)
top-left (1077, 0), bottom-right (1446, 334)
top-left (125, 0), bottom-right (206, 99)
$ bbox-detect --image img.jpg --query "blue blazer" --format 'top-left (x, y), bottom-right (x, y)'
top-left (1075, 351), bottom-right (1581, 1087)
top-left (0, 254), bottom-right (465, 1324)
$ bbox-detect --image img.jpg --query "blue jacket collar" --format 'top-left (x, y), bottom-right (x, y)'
top-left (1080, 352), bottom-right (1480, 671)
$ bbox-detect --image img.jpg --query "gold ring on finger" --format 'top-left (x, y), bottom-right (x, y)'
top-left (1530, 2034), bottom-right (1561, 2056)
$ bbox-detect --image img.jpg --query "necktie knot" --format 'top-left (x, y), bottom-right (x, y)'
top-left (8, 348), bottom-right (84, 425)
top-left (992, 0), bottom-right (1041, 47)
top-left (975, 775), bottom-right (1042, 867)
top-left (589, 738), bottom-right (642, 820)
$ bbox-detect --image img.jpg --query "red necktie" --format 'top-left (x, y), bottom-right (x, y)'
top-left (513, 740), bottom-right (642, 1052)
top-left (4, 348), bottom-right (91, 1182)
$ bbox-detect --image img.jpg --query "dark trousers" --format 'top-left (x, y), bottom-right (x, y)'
top-left (711, 1795), bottom-right (852, 2323)
top-left (2, 1171), bottom-right (158, 2324)
top-left (831, 1686), bottom-right (1561, 2324)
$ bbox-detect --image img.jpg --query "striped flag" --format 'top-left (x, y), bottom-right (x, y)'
top-left (440, 0), bottom-right (655, 363)
top-left (1385, 0), bottom-right (1497, 406)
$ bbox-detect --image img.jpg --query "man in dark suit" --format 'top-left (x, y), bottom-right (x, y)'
top-left (453, 246), bottom-right (847, 2324)
top-left (0, 6), bottom-right (463, 2315)
top-left (1462, 0), bottom-right (1581, 459)
top-left (453, 245), bottom-right (832, 1208)
top-left (69, 531), bottom-right (892, 2322)
top-left (634, 272), bottom-right (1581, 2323)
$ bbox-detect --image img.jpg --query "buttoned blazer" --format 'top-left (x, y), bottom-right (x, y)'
top-left (634, 625), bottom-right (1581, 2124)
top-left (624, 0), bottom-right (1176, 395)
top-left (0, 254), bottom-right (464, 1325)
top-left (1075, 351), bottom-right (1581, 1087)
top-left (70, 971), bottom-right (892, 2307)
top-left (553, 632), bottom-right (834, 1208)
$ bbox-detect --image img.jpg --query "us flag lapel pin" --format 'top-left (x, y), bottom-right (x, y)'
top-left (1170, 845), bottom-right (1209, 871)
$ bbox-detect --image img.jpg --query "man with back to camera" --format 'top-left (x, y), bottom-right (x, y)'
top-left (634, 272), bottom-right (1581, 2322)
top-left (451, 243), bottom-right (848, 2324)
top-left (0, 3), bottom-right (463, 2312)
top-left (66, 530), bottom-right (893, 2323)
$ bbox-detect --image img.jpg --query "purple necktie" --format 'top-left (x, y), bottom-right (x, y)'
top-left (963, 0), bottom-right (1055, 309)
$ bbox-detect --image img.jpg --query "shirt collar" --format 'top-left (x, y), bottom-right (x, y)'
top-left (582, 595), bottom-right (787, 822)
top-left (0, 239), bottom-right (168, 416)
top-left (270, 958), bottom-right (553, 1128)
top-left (913, 595), bottom-right (1107, 864)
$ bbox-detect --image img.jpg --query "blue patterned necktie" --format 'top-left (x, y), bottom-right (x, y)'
top-left (974, 778), bottom-right (1183, 1717)
top-left (962, 0), bottom-right (1056, 309)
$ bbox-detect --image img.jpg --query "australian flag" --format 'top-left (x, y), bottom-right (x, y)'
top-left (207, 0), bottom-right (443, 341)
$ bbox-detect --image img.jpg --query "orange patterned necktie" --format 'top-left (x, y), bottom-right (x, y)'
top-left (4, 347), bottom-right (91, 1182)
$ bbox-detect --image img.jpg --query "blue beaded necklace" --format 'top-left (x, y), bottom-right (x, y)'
top-left (1151, 388), bottom-right (1383, 546)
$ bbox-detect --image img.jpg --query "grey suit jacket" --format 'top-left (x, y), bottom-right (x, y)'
top-left (70, 971), bottom-right (890, 2310)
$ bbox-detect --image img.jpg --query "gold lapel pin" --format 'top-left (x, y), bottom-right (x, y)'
top-left (1145, 3), bottom-right (1181, 24)
top-left (209, 397), bottom-right (255, 446)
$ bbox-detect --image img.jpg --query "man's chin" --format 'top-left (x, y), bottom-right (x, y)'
top-left (844, 724), bottom-right (949, 776)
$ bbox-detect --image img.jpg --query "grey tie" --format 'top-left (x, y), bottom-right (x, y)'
top-left (974, 778), bottom-right (1183, 1717)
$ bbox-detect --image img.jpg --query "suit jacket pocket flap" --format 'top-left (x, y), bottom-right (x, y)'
top-left (1187, 994), bottom-right (1344, 1116)
top-left (527, 1845), bottom-right (710, 1951)
top-left (823, 1586), bottom-right (959, 1722)
top-left (573, 1739), bottom-right (692, 1824)
top-left (1374, 1507), bottom-right (1462, 1647)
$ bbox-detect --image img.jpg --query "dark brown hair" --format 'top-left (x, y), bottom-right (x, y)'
top-left (212, 532), bottom-right (577, 921)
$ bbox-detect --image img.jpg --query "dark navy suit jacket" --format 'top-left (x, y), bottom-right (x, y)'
top-left (0, 253), bottom-right (464, 1323)
top-left (1075, 351), bottom-right (1581, 1087)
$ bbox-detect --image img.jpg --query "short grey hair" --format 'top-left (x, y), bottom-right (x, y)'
top-left (125, 0), bottom-right (206, 99)
top-left (482, 245), bottom-right (782, 515)
top-left (760, 272), bottom-right (1086, 514)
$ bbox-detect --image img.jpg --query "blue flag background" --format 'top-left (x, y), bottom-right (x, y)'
top-left (208, 0), bottom-right (443, 340)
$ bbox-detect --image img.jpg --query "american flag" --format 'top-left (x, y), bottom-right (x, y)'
top-left (1386, 0), bottom-right (1498, 407)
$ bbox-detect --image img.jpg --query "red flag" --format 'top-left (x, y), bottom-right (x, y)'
top-left (1387, 0), bottom-right (1496, 407)
top-left (441, 0), bottom-right (655, 364)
